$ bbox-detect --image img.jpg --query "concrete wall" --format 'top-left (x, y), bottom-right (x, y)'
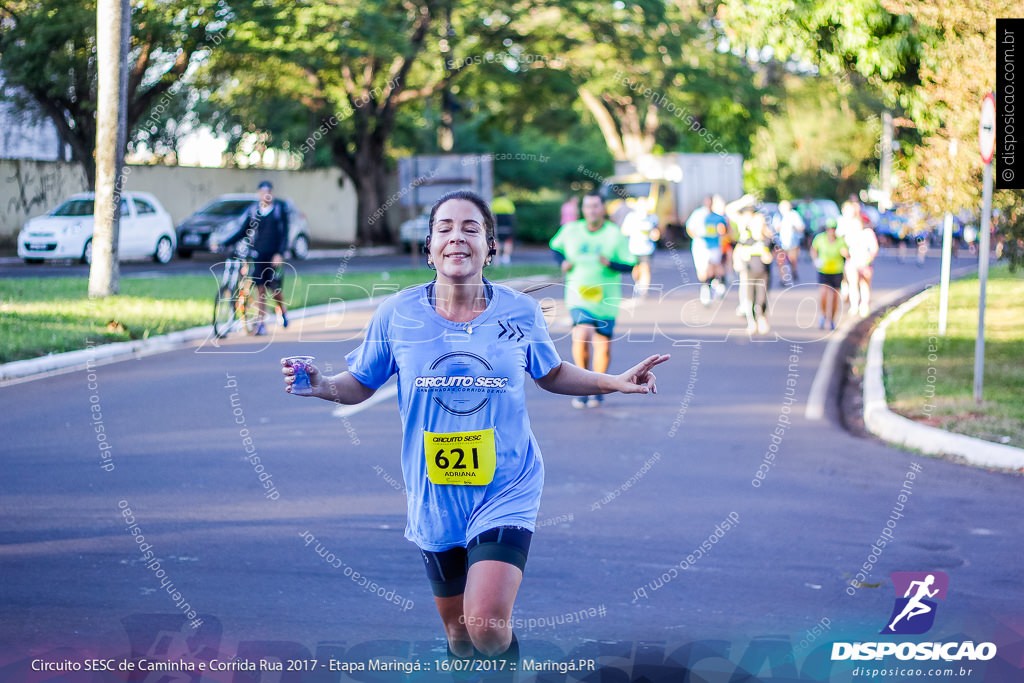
top-left (1, 159), bottom-right (357, 245)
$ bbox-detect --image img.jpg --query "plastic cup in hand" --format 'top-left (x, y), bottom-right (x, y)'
top-left (283, 355), bottom-right (315, 395)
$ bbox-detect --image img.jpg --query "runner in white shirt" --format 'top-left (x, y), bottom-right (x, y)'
top-left (844, 217), bottom-right (880, 317)
top-left (775, 200), bottom-right (805, 284)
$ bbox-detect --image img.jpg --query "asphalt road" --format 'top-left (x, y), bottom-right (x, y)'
top-left (0, 246), bottom-right (552, 279)
top-left (1, 248), bottom-right (1022, 683)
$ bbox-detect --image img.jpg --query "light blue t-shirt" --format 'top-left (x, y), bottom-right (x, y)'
top-left (345, 281), bottom-right (563, 551)
top-left (698, 212), bottom-right (726, 249)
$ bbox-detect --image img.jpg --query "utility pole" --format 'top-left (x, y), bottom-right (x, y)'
top-left (89, 0), bottom-right (130, 298)
top-left (879, 111), bottom-right (894, 210)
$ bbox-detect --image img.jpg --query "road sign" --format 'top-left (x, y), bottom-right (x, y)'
top-left (975, 94), bottom-right (995, 402)
top-left (979, 92), bottom-right (996, 165)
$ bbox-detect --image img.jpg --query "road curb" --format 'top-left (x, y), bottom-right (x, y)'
top-left (863, 287), bottom-right (1024, 469)
top-left (804, 266), bottom-right (974, 422)
top-left (0, 275), bottom-right (552, 383)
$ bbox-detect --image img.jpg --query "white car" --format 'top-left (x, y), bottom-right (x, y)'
top-left (399, 213), bottom-right (430, 253)
top-left (17, 191), bottom-right (177, 265)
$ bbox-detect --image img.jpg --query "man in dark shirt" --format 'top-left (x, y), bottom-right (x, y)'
top-left (222, 180), bottom-right (290, 335)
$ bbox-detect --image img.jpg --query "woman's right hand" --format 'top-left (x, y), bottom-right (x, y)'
top-left (281, 358), bottom-right (321, 396)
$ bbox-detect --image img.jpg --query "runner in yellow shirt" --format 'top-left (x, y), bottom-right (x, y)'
top-left (810, 219), bottom-right (849, 330)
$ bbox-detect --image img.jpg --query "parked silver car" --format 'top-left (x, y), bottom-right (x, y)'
top-left (175, 194), bottom-right (311, 259)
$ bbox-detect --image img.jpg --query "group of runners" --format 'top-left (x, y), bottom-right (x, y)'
top-left (809, 200), bottom-right (880, 330)
top-left (682, 195), bottom-right (880, 332)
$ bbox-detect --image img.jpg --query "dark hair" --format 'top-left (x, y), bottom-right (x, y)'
top-left (425, 190), bottom-right (497, 257)
top-left (583, 191), bottom-right (604, 204)
top-left (258, 180), bottom-right (273, 190)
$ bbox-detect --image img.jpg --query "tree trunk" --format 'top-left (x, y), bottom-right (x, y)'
top-left (356, 141), bottom-right (394, 245)
top-left (88, 0), bottom-right (130, 298)
top-left (335, 127), bottom-right (394, 245)
top-left (579, 86), bottom-right (658, 162)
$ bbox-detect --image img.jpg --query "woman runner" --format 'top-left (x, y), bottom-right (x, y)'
top-left (282, 190), bottom-right (669, 670)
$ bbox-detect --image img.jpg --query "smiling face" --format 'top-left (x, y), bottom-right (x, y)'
top-left (427, 198), bottom-right (493, 282)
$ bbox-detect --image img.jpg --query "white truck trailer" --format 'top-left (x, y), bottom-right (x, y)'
top-left (601, 153), bottom-right (744, 236)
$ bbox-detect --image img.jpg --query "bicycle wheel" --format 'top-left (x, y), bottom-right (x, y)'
top-left (239, 280), bottom-right (262, 334)
top-left (212, 285), bottom-right (238, 338)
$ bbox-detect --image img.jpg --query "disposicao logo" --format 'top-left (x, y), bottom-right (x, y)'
top-left (881, 571), bottom-right (948, 635)
top-left (831, 571), bottom-right (997, 663)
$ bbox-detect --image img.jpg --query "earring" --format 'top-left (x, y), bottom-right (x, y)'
top-left (427, 259), bottom-right (436, 271)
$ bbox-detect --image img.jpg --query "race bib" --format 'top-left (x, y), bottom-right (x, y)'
top-left (424, 429), bottom-right (497, 486)
top-left (579, 284), bottom-right (604, 303)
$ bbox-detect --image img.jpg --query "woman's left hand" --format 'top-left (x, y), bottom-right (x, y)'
top-left (613, 354), bottom-right (671, 395)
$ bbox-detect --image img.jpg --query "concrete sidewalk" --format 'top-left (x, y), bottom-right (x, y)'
top-left (862, 286), bottom-right (1024, 470)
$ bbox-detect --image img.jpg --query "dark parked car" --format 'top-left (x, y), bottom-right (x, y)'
top-left (176, 194), bottom-right (311, 259)
top-left (791, 198), bottom-right (841, 236)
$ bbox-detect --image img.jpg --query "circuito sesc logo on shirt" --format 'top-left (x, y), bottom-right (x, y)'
top-left (415, 352), bottom-right (509, 416)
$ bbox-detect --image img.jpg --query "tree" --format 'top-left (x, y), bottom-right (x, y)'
top-left (205, 0), bottom-right (472, 244)
top-left (880, 0), bottom-right (1024, 267)
top-left (721, 0), bottom-right (1024, 266)
top-left (505, 1), bottom-right (766, 162)
top-left (0, 0), bottom-right (236, 189)
top-left (745, 71), bottom-right (885, 201)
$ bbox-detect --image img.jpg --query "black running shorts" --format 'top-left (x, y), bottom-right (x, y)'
top-left (419, 526), bottom-right (533, 598)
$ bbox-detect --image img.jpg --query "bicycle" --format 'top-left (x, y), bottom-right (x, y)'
top-left (212, 249), bottom-right (261, 339)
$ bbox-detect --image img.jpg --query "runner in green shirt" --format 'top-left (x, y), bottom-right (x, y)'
top-left (549, 193), bottom-right (636, 408)
top-left (810, 219), bottom-right (849, 330)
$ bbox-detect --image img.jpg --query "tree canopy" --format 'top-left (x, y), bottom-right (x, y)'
top-left (3, 0), bottom-right (1019, 255)
top-left (0, 0), bottom-right (236, 188)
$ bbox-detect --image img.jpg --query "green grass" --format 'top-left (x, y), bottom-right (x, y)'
top-left (0, 264), bottom-right (559, 363)
top-left (883, 263), bottom-right (1024, 448)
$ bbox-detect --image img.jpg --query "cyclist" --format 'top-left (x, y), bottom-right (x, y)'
top-left (216, 180), bottom-right (290, 335)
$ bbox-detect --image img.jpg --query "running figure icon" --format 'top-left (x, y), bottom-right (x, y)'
top-left (887, 574), bottom-right (939, 631)
top-left (881, 571), bottom-right (948, 635)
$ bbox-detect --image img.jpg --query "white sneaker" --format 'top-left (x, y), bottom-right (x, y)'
top-left (746, 319), bottom-right (757, 334)
top-left (700, 284), bottom-right (712, 306)
top-left (571, 397), bottom-right (587, 409)
top-left (757, 316), bottom-right (770, 334)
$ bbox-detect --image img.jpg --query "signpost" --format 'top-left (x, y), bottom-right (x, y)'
top-left (938, 138), bottom-right (958, 336)
top-left (974, 93), bottom-right (996, 404)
